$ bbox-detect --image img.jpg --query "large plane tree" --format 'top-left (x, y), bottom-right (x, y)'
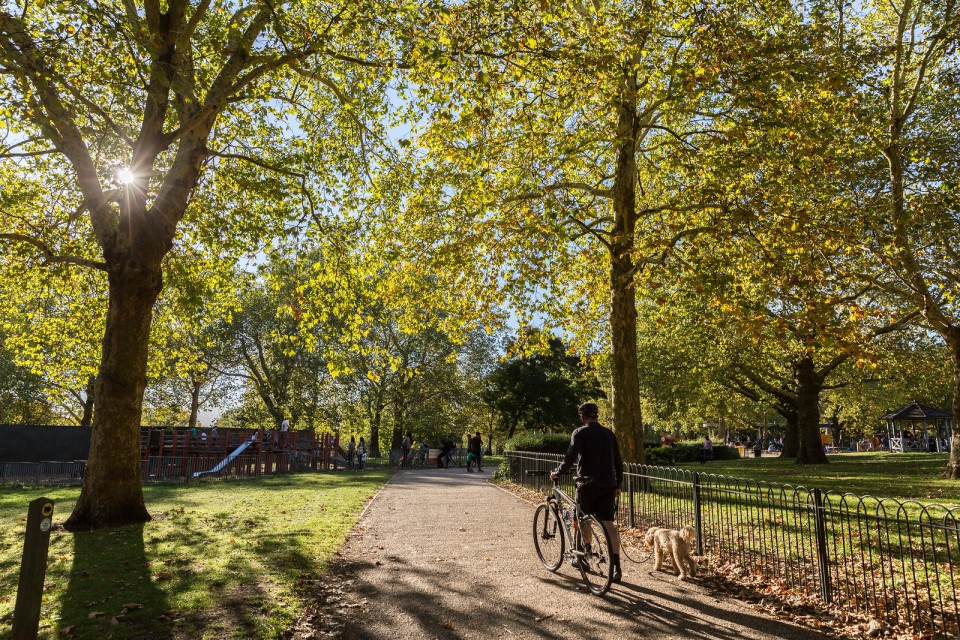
top-left (0, 0), bottom-right (418, 529)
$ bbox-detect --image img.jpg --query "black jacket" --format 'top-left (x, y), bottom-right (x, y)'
top-left (555, 421), bottom-right (623, 488)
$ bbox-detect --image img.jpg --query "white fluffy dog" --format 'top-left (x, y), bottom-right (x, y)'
top-left (644, 525), bottom-right (697, 580)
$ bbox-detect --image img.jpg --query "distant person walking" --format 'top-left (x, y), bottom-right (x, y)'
top-left (347, 435), bottom-right (356, 469)
top-left (702, 435), bottom-right (713, 464)
top-left (401, 431), bottom-right (413, 468)
top-left (438, 436), bottom-right (453, 468)
top-left (280, 418), bottom-right (290, 432)
top-left (357, 437), bottom-right (367, 470)
top-left (467, 432), bottom-right (484, 472)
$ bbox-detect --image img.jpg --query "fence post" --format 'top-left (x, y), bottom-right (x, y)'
top-left (812, 488), bottom-right (832, 604)
top-left (627, 468), bottom-right (635, 528)
top-left (692, 472), bottom-right (703, 556)
top-left (12, 497), bottom-right (55, 640)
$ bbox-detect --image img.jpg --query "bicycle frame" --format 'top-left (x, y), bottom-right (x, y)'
top-left (542, 483), bottom-right (587, 557)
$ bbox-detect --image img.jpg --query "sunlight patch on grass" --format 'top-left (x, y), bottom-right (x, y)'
top-left (675, 452), bottom-right (958, 505)
top-left (0, 470), bottom-right (391, 639)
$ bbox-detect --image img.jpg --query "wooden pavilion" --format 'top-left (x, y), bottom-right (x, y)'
top-left (880, 401), bottom-right (953, 453)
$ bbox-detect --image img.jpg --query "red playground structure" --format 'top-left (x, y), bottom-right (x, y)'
top-left (139, 427), bottom-right (340, 482)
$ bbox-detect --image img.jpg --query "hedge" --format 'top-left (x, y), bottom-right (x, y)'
top-left (504, 434), bottom-right (739, 465)
top-left (504, 432), bottom-right (571, 455)
top-left (645, 441), bottom-right (740, 465)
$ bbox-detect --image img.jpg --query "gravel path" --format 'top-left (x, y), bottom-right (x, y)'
top-left (335, 467), bottom-right (826, 640)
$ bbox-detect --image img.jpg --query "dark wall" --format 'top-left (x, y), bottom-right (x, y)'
top-left (0, 425), bottom-right (92, 462)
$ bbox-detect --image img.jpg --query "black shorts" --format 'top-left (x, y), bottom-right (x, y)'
top-left (575, 485), bottom-right (618, 521)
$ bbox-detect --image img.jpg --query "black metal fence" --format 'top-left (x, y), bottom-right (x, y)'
top-left (506, 450), bottom-right (960, 638)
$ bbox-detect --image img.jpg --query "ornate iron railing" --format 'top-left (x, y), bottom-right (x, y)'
top-left (505, 450), bottom-right (960, 638)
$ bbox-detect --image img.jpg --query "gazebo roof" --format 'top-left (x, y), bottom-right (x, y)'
top-left (880, 401), bottom-right (952, 421)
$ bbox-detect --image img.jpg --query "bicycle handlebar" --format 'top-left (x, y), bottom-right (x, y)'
top-left (523, 470), bottom-right (594, 486)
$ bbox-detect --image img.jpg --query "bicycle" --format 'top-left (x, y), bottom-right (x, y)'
top-left (526, 470), bottom-right (614, 596)
top-left (410, 451), bottom-right (427, 468)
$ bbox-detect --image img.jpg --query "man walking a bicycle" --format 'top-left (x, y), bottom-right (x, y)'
top-left (551, 402), bottom-right (624, 584)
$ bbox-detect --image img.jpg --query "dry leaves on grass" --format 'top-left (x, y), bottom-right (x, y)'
top-left (499, 480), bottom-right (922, 640)
top-left (290, 567), bottom-right (369, 640)
top-left (698, 557), bottom-right (934, 639)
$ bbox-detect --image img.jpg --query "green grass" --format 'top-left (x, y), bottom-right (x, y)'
top-left (672, 452), bottom-right (959, 505)
top-left (0, 470), bottom-right (392, 639)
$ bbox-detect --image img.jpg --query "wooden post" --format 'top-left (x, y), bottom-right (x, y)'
top-left (12, 498), bottom-right (55, 640)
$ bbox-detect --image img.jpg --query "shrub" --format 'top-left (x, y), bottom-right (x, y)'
top-left (504, 432), bottom-right (571, 455)
top-left (642, 441), bottom-right (740, 465)
top-left (644, 446), bottom-right (675, 466)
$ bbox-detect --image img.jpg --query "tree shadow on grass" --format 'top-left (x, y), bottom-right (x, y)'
top-left (59, 525), bottom-right (172, 640)
top-left (56, 520), bottom-right (292, 640)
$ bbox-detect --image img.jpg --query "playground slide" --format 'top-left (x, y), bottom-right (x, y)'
top-left (193, 436), bottom-right (257, 478)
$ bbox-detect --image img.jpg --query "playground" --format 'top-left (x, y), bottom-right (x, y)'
top-left (0, 425), bottom-right (341, 486)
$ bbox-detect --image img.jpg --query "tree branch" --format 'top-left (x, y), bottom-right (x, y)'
top-left (0, 232), bottom-right (108, 270)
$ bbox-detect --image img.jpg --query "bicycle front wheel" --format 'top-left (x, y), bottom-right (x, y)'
top-left (576, 515), bottom-right (614, 595)
top-left (532, 503), bottom-right (565, 572)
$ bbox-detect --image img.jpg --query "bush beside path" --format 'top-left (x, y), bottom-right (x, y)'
top-left (326, 468), bottom-right (826, 640)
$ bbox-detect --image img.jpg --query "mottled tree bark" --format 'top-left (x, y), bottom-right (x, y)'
top-left (944, 344), bottom-right (960, 479)
top-left (79, 375), bottom-right (95, 427)
top-left (778, 406), bottom-right (800, 458)
top-left (795, 357), bottom-right (828, 465)
top-left (607, 67), bottom-right (644, 463)
top-left (65, 260), bottom-right (162, 530)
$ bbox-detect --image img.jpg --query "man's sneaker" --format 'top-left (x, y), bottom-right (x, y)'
top-left (478, 468), bottom-right (484, 472)
top-left (467, 468), bottom-right (474, 472)
top-left (612, 566), bottom-right (623, 583)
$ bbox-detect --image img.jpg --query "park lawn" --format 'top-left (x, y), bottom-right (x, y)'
top-left (674, 451), bottom-right (959, 505)
top-left (0, 469), bottom-right (392, 640)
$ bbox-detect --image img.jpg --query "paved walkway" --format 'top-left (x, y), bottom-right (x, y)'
top-left (334, 468), bottom-right (826, 640)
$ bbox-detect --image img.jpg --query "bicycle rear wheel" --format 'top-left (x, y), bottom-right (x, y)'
top-left (575, 515), bottom-right (614, 595)
top-left (532, 503), bottom-right (565, 571)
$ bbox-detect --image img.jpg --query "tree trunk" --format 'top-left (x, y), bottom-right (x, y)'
top-left (943, 342), bottom-right (960, 478)
top-left (79, 375), bottom-right (95, 427)
top-left (187, 376), bottom-right (201, 429)
top-left (607, 69), bottom-right (643, 463)
top-left (64, 262), bottom-right (161, 530)
top-left (776, 405), bottom-right (800, 458)
top-left (609, 269), bottom-right (643, 462)
top-left (370, 403), bottom-right (383, 458)
top-left (795, 357), bottom-right (828, 465)
top-left (391, 426), bottom-right (402, 452)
